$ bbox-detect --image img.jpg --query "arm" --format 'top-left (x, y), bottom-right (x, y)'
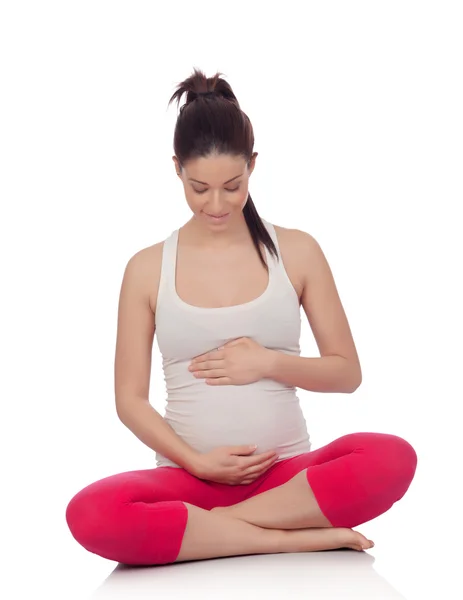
top-left (114, 247), bottom-right (200, 471)
top-left (266, 353), bottom-right (359, 394)
top-left (116, 397), bottom-right (200, 471)
top-left (266, 231), bottom-right (362, 394)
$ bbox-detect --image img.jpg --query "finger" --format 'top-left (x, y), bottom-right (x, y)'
top-left (189, 360), bottom-right (211, 370)
top-left (238, 450), bottom-right (278, 468)
top-left (243, 455), bottom-right (278, 477)
top-left (241, 463), bottom-right (277, 485)
top-left (239, 452), bottom-right (277, 469)
top-left (190, 353), bottom-right (209, 363)
top-left (205, 377), bottom-right (231, 386)
top-left (223, 338), bottom-right (244, 347)
top-left (239, 473), bottom-right (264, 485)
top-left (193, 369), bottom-right (227, 379)
top-left (190, 359), bottom-right (224, 372)
top-left (191, 350), bottom-right (225, 365)
top-left (239, 473), bottom-right (265, 485)
top-left (231, 445), bottom-right (259, 455)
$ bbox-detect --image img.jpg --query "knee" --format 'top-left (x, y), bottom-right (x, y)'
top-left (373, 433), bottom-right (418, 493)
top-left (65, 479), bottom-right (185, 565)
top-left (65, 484), bottom-right (118, 554)
top-left (386, 434), bottom-right (417, 473)
top-left (65, 489), bottom-right (96, 549)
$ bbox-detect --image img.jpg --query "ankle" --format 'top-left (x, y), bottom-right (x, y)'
top-left (271, 529), bottom-right (289, 554)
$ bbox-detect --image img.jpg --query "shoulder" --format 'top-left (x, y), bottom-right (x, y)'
top-left (124, 240), bottom-right (163, 277)
top-left (272, 223), bottom-right (328, 287)
top-left (272, 223), bottom-right (321, 258)
top-left (122, 238), bottom-right (166, 315)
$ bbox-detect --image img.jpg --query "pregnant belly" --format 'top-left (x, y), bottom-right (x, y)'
top-left (163, 387), bottom-right (311, 458)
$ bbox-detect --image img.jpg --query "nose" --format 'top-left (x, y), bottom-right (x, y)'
top-left (205, 197), bottom-right (228, 214)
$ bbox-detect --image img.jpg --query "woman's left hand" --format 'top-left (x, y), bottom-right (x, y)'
top-left (189, 337), bottom-right (275, 386)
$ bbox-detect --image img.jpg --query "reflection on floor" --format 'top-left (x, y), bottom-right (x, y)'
top-left (92, 549), bottom-right (407, 600)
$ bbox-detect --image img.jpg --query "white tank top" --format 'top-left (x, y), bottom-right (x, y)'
top-left (154, 218), bottom-right (311, 468)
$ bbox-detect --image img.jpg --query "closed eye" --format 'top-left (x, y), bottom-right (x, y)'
top-left (194, 186), bottom-right (240, 194)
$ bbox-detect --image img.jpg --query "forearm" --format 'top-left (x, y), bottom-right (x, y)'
top-left (116, 397), bottom-right (200, 470)
top-left (266, 352), bottom-right (361, 393)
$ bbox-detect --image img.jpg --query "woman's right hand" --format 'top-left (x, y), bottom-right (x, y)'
top-left (190, 445), bottom-right (279, 485)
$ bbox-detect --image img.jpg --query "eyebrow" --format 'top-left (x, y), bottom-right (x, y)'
top-left (188, 174), bottom-right (243, 185)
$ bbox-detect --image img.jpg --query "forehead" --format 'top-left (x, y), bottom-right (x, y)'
top-left (185, 154), bottom-right (246, 181)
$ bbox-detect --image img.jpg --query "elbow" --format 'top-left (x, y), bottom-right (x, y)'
top-left (115, 401), bottom-right (127, 422)
top-left (115, 394), bottom-right (143, 421)
top-left (345, 365), bottom-right (362, 393)
top-left (115, 395), bottom-right (126, 420)
top-left (349, 375), bottom-right (362, 394)
top-left (347, 381), bottom-right (361, 394)
top-left (116, 393), bottom-right (149, 413)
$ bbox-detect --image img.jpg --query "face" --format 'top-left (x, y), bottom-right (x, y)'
top-left (173, 153), bottom-right (257, 228)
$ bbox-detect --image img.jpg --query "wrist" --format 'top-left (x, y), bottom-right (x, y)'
top-left (183, 449), bottom-right (204, 477)
top-left (263, 348), bottom-right (279, 378)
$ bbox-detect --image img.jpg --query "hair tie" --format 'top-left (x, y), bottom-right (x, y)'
top-left (197, 91), bottom-right (215, 98)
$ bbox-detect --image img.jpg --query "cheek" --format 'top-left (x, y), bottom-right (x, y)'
top-left (223, 191), bottom-right (249, 213)
top-left (184, 193), bottom-right (203, 213)
top-left (238, 189), bottom-right (250, 209)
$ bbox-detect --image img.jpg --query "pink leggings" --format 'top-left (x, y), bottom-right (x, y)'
top-left (66, 432), bottom-right (417, 565)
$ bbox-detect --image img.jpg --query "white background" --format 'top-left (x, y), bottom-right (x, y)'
top-left (1, 1), bottom-right (461, 599)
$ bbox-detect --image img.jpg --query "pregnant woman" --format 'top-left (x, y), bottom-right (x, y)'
top-left (65, 68), bottom-right (418, 566)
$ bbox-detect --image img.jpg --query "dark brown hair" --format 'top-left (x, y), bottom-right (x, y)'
top-left (167, 68), bottom-right (278, 269)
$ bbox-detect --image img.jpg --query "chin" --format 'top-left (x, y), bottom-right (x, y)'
top-left (201, 210), bottom-right (233, 225)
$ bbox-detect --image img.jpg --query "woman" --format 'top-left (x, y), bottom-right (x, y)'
top-left (65, 68), bottom-right (418, 566)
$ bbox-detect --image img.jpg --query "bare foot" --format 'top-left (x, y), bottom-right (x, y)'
top-left (283, 526), bottom-right (375, 553)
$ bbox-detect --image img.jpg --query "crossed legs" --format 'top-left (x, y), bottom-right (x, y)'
top-left (66, 432), bottom-right (417, 564)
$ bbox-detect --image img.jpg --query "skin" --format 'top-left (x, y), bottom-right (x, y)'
top-left (117, 152), bottom-right (374, 561)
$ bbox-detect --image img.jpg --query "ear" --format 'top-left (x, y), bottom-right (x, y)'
top-left (173, 156), bottom-right (182, 178)
top-left (248, 152), bottom-right (258, 176)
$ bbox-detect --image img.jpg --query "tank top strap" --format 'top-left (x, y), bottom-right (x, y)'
top-left (261, 218), bottom-right (298, 295)
top-left (261, 218), bottom-right (282, 266)
top-left (157, 229), bottom-right (177, 302)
